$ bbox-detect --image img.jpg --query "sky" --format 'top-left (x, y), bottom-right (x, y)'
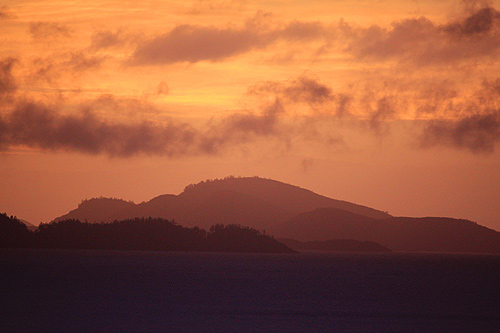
top-left (1, 0), bottom-right (500, 230)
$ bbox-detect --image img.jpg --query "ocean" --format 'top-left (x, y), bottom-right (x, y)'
top-left (1, 249), bottom-right (499, 331)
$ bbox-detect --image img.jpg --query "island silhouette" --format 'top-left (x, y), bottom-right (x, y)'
top-left (4, 176), bottom-right (500, 254)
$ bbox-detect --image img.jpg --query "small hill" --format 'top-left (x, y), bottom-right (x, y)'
top-left (274, 208), bottom-right (500, 254)
top-left (54, 197), bottom-right (136, 223)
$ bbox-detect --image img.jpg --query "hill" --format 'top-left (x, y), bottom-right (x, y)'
top-left (274, 208), bottom-right (500, 254)
top-left (54, 197), bottom-right (135, 223)
top-left (53, 177), bottom-right (391, 230)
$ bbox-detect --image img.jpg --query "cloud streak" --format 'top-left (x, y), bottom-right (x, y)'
top-left (29, 22), bottom-right (71, 40)
top-left (127, 5), bottom-right (500, 67)
top-left (130, 14), bottom-right (329, 65)
top-left (0, 96), bottom-right (299, 157)
top-left (0, 101), bottom-right (198, 156)
top-left (346, 6), bottom-right (500, 65)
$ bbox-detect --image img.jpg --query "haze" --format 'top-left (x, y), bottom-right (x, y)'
top-left (1, 0), bottom-right (499, 230)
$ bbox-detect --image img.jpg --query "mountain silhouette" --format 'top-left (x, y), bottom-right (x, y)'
top-left (54, 176), bottom-right (391, 230)
top-left (275, 207), bottom-right (500, 253)
top-left (51, 176), bottom-right (500, 253)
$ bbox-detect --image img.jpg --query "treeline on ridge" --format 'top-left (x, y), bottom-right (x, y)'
top-left (0, 213), bottom-right (295, 253)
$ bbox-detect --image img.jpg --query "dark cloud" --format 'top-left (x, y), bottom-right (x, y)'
top-left (444, 6), bottom-right (500, 36)
top-left (130, 15), bottom-right (329, 65)
top-left (199, 99), bottom-right (285, 154)
top-left (346, 6), bottom-right (500, 65)
top-left (225, 99), bottom-right (284, 136)
top-left (0, 101), bottom-right (198, 157)
top-left (248, 77), bottom-right (333, 105)
top-left (416, 81), bottom-right (458, 116)
top-left (29, 22), bottom-right (71, 40)
top-left (348, 17), bottom-right (436, 60)
top-left (131, 24), bottom-right (269, 64)
top-left (419, 112), bottom-right (500, 153)
top-left (0, 57), bottom-right (17, 96)
top-left (0, 97), bottom-right (292, 157)
top-left (248, 77), bottom-right (355, 121)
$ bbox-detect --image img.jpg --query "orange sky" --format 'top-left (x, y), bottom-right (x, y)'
top-left (1, 0), bottom-right (500, 229)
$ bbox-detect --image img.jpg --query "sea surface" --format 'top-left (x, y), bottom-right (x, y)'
top-left (1, 249), bottom-right (500, 332)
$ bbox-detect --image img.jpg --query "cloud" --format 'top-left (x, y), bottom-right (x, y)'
top-left (346, 6), bottom-right (500, 66)
top-left (130, 14), bottom-right (328, 65)
top-left (247, 77), bottom-right (355, 119)
top-left (444, 6), bottom-right (500, 36)
top-left (248, 77), bottom-right (333, 105)
top-left (28, 52), bottom-right (105, 84)
top-left (198, 99), bottom-right (285, 154)
top-left (129, 5), bottom-right (500, 66)
top-left (225, 99), bottom-right (284, 136)
top-left (0, 101), bottom-right (198, 157)
top-left (67, 52), bottom-right (105, 72)
top-left (90, 29), bottom-right (139, 50)
top-left (0, 97), bottom-right (291, 157)
top-left (419, 112), bottom-right (500, 153)
top-left (368, 96), bottom-right (397, 133)
top-left (29, 22), bottom-right (71, 40)
top-left (131, 24), bottom-right (270, 64)
top-left (0, 57), bottom-right (17, 97)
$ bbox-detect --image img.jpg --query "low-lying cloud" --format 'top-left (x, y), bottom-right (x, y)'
top-left (419, 112), bottom-right (500, 153)
top-left (0, 101), bottom-right (198, 157)
top-left (0, 97), bottom-right (297, 157)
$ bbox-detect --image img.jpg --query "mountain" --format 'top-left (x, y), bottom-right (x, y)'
top-left (274, 207), bottom-right (500, 253)
top-left (19, 219), bottom-right (37, 231)
top-left (52, 176), bottom-right (500, 253)
top-left (54, 177), bottom-right (391, 230)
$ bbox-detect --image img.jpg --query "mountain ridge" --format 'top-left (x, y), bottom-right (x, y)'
top-left (54, 176), bottom-right (391, 228)
top-left (275, 207), bottom-right (500, 253)
top-left (50, 176), bottom-right (500, 254)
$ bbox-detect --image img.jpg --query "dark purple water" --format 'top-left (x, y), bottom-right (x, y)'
top-left (1, 249), bottom-right (499, 331)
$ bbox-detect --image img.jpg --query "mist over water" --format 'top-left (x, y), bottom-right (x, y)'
top-left (1, 249), bottom-right (500, 331)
